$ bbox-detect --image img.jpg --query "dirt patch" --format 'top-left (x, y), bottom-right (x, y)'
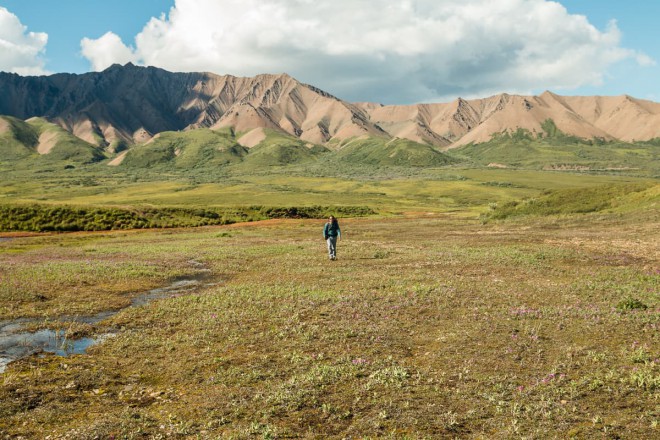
top-left (37, 131), bottom-right (59, 154)
top-left (108, 151), bottom-right (128, 166)
top-left (237, 127), bottom-right (267, 148)
top-left (543, 164), bottom-right (591, 171)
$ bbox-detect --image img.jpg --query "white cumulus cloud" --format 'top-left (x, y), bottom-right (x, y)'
top-left (81, 32), bottom-right (139, 71)
top-left (79, 0), bottom-right (653, 103)
top-left (0, 7), bottom-right (48, 75)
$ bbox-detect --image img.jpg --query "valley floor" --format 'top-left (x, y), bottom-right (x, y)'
top-left (0, 214), bottom-right (658, 438)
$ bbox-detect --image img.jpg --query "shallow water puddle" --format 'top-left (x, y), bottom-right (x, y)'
top-left (0, 273), bottom-right (218, 373)
top-left (0, 327), bottom-right (97, 367)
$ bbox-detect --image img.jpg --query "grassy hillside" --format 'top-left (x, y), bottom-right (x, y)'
top-left (453, 120), bottom-right (659, 176)
top-left (120, 128), bottom-right (330, 171)
top-left (121, 130), bottom-right (453, 172)
top-left (3, 114), bottom-right (658, 177)
top-left (335, 136), bottom-right (456, 167)
top-left (0, 116), bottom-right (105, 164)
top-left (26, 118), bottom-right (106, 164)
top-left (122, 128), bottom-right (247, 169)
top-left (483, 182), bottom-right (659, 222)
top-left (0, 116), bottom-right (39, 160)
top-left (235, 130), bottom-right (329, 168)
top-left (1, 115), bottom-right (658, 231)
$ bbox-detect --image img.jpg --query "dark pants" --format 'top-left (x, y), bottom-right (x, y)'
top-left (326, 236), bottom-right (337, 259)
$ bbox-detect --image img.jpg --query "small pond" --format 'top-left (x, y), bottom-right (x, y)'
top-left (0, 274), bottom-right (218, 373)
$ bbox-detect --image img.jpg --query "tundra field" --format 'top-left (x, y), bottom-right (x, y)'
top-left (0, 180), bottom-right (658, 438)
top-left (2, 62), bottom-right (660, 439)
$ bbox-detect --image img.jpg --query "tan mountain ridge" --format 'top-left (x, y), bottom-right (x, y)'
top-left (359, 91), bottom-right (660, 149)
top-left (1, 64), bottom-right (659, 150)
top-left (186, 73), bottom-right (386, 142)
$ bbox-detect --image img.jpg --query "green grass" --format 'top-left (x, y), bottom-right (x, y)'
top-left (0, 213), bottom-right (657, 438)
top-left (2, 115), bottom-right (658, 177)
top-left (2, 117), bottom-right (658, 220)
top-left (0, 204), bottom-right (374, 232)
top-left (235, 130), bottom-right (329, 168)
top-left (120, 128), bottom-right (329, 170)
top-left (484, 182), bottom-right (659, 221)
top-left (0, 116), bottom-right (105, 164)
top-left (0, 115), bottom-right (39, 159)
top-left (452, 121), bottom-right (659, 176)
top-left (26, 117), bottom-right (106, 163)
top-left (0, 162), bottom-right (653, 222)
top-left (122, 128), bottom-right (248, 169)
top-left (334, 136), bottom-right (456, 167)
top-left (2, 120), bottom-right (655, 220)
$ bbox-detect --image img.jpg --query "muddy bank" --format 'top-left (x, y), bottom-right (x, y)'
top-left (0, 273), bottom-right (220, 373)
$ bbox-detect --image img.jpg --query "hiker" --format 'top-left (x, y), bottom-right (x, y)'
top-left (323, 215), bottom-right (341, 260)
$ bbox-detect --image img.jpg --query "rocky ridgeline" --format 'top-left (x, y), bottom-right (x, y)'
top-left (1, 64), bottom-right (660, 150)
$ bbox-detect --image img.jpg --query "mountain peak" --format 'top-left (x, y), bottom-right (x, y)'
top-left (255, 72), bottom-right (292, 80)
top-left (103, 63), bottom-right (133, 72)
top-left (1, 67), bottom-right (659, 148)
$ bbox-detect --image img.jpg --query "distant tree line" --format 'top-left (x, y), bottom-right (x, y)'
top-left (0, 204), bottom-right (375, 232)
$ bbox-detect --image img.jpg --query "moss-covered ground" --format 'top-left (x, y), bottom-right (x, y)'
top-left (1, 211), bottom-right (658, 438)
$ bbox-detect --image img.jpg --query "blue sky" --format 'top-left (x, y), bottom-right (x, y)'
top-left (0, 0), bottom-right (174, 73)
top-left (558, 0), bottom-right (659, 101)
top-left (0, 0), bottom-right (658, 103)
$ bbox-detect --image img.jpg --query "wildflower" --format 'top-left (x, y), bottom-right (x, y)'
top-left (510, 306), bottom-right (541, 318)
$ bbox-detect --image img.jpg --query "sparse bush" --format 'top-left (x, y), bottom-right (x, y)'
top-left (616, 297), bottom-right (648, 312)
top-left (373, 250), bottom-right (389, 259)
top-left (630, 368), bottom-right (660, 390)
top-left (0, 203), bottom-right (375, 232)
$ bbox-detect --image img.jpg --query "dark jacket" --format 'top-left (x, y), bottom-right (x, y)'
top-left (323, 221), bottom-right (341, 239)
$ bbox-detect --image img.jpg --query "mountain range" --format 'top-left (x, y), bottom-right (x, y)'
top-left (2, 63), bottom-right (660, 157)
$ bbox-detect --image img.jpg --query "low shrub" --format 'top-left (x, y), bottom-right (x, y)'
top-left (0, 204), bottom-right (376, 232)
top-left (616, 297), bottom-right (648, 312)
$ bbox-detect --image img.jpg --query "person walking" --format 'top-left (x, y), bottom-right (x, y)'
top-left (323, 215), bottom-right (341, 260)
